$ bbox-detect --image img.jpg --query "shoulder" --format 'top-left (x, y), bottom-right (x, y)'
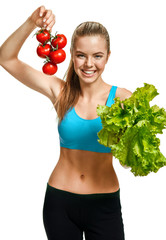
top-left (115, 87), bottom-right (132, 101)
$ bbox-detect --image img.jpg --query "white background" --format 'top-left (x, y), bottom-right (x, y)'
top-left (0, 0), bottom-right (166, 239)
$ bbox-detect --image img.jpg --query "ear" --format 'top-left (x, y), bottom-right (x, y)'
top-left (106, 50), bottom-right (111, 63)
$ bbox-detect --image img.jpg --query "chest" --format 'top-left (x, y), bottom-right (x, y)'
top-left (57, 85), bottom-right (117, 153)
top-left (58, 107), bottom-right (102, 143)
top-left (74, 91), bottom-right (110, 120)
top-left (74, 102), bottom-right (101, 120)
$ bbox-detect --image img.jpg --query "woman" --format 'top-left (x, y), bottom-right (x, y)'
top-left (0, 5), bottom-right (132, 240)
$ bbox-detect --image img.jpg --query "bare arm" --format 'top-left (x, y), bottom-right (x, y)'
top-left (0, 6), bottom-right (64, 103)
top-left (115, 87), bottom-right (133, 100)
top-left (115, 87), bottom-right (132, 109)
top-left (0, 17), bottom-right (36, 61)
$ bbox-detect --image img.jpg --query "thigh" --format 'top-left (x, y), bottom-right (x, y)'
top-left (85, 209), bottom-right (125, 240)
top-left (82, 190), bottom-right (125, 240)
top-left (43, 184), bottom-right (83, 240)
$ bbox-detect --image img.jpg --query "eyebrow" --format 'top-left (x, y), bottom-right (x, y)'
top-left (75, 51), bottom-right (104, 55)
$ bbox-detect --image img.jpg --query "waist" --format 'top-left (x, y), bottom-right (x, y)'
top-left (48, 147), bottom-right (119, 194)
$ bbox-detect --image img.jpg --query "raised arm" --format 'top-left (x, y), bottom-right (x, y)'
top-left (0, 5), bottom-right (64, 104)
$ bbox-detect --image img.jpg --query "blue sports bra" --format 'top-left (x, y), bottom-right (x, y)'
top-left (58, 86), bottom-right (118, 153)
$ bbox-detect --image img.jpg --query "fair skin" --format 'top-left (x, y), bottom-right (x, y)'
top-left (70, 35), bottom-right (131, 119)
top-left (71, 35), bottom-right (111, 120)
top-left (0, 6), bottom-right (62, 104)
top-left (0, 5), bottom-right (132, 194)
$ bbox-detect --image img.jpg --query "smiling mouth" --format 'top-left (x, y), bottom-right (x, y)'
top-left (81, 70), bottom-right (97, 75)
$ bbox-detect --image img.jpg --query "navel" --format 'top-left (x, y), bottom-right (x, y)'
top-left (80, 174), bottom-right (85, 179)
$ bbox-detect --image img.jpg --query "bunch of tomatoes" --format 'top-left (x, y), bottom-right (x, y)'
top-left (35, 28), bottom-right (67, 75)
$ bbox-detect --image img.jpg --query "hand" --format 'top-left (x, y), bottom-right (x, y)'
top-left (29, 5), bottom-right (55, 31)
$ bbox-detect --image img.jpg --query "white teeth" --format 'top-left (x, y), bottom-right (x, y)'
top-left (83, 70), bottom-right (95, 74)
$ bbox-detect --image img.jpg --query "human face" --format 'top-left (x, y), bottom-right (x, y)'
top-left (71, 35), bottom-right (110, 83)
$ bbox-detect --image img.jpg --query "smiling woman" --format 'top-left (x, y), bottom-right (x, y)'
top-left (53, 21), bottom-right (113, 124)
top-left (0, 6), bottom-right (131, 240)
top-left (72, 35), bottom-right (110, 81)
top-left (46, 20), bottom-right (128, 239)
top-left (1, 1), bottom-right (166, 240)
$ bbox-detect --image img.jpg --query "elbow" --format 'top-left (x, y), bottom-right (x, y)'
top-left (0, 46), bottom-right (7, 66)
top-left (0, 47), bottom-right (17, 68)
top-left (0, 45), bottom-right (17, 66)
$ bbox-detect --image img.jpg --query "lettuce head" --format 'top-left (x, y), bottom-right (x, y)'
top-left (96, 83), bottom-right (166, 176)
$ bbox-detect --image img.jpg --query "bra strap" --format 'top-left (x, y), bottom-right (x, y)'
top-left (107, 86), bottom-right (118, 106)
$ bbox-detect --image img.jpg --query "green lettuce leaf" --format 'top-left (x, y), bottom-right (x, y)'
top-left (96, 83), bottom-right (166, 176)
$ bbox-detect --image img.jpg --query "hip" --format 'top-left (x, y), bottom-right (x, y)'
top-left (43, 183), bottom-right (125, 239)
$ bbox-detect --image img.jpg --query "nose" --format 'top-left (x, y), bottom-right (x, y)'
top-left (85, 56), bottom-right (94, 67)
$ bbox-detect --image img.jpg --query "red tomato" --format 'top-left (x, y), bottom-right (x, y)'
top-left (42, 62), bottom-right (58, 75)
top-left (37, 44), bottom-right (51, 58)
top-left (36, 29), bottom-right (51, 44)
top-left (49, 49), bottom-right (66, 64)
top-left (51, 34), bottom-right (67, 49)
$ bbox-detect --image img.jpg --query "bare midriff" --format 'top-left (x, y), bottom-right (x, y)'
top-left (48, 146), bottom-right (120, 194)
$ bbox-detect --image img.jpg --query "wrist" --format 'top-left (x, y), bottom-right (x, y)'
top-left (26, 16), bottom-right (37, 31)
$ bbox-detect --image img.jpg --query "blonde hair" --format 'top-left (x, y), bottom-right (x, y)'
top-left (53, 21), bottom-right (110, 125)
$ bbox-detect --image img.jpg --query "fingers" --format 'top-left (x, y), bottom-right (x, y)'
top-left (40, 7), bottom-right (56, 31)
top-left (46, 19), bottom-right (56, 31)
top-left (39, 5), bottom-right (45, 17)
top-left (42, 9), bottom-right (52, 21)
top-left (44, 14), bottom-right (56, 31)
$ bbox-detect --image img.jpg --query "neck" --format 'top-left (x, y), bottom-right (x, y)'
top-left (79, 77), bottom-right (106, 100)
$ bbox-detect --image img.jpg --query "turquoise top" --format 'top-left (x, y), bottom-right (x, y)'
top-left (58, 86), bottom-right (118, 153)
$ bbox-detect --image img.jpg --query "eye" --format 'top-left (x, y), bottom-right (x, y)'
top-left (95, 55), bottom-right (103, 59)
top-left (77, 54), bottom-right (85, 58)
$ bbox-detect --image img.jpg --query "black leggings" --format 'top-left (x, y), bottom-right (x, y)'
top-left (43, 183), bottom-right (125, 240)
